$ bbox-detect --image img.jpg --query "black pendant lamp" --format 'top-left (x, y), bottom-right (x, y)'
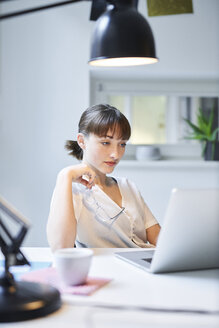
top-left (89, 0), bottom-right (158, 67)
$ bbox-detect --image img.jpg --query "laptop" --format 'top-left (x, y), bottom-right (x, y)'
top-left (115, 188), bottom-right (219, 273)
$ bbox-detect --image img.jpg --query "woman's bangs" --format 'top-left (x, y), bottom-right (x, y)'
top-left (110, 122), bottom-right (131, 140)
top-left (90, 114), bottom-right (131, 140)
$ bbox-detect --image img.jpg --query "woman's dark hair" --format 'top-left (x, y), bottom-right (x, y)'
top-left (65, 104), bottom-right (131, 160)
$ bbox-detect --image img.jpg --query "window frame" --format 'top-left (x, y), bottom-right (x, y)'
top-left (90, 76), bottom-right (219, 159)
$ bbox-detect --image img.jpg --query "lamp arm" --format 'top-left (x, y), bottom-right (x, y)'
top-left (0, 216), bottom-right (29, 272)
top-left (0, 216), bottom-right (25, 250)
top-left (0, 218), bottom-right (16, 285)
top-left (0, 0), bottom-right (87, 21)
top-left (0, 216), bottom-right (14, 255)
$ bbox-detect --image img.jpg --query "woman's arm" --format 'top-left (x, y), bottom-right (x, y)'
top-left (46, 164), bottom-right (96, 252)
top-left (146, 223), bottom-right (161, 246)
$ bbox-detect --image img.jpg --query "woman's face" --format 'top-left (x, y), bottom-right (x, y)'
top-left (81, 128), bottom-right (127, 175)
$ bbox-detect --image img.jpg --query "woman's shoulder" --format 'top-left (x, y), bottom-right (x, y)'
top-left (115, 176), bottom-right (138, 191)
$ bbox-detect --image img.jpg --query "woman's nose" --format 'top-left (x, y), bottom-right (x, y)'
top-left (110, 147), bottom-right (119, 159)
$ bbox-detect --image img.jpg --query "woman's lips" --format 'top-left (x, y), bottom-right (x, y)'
top-left (104, 161), bottom-right (117, 167)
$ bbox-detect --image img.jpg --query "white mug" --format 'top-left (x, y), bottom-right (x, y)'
top-left (54, 248), bottom-right (93, 286)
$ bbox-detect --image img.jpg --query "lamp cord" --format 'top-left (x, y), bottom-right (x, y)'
top-left (0, 0), bottom-right (85, 20)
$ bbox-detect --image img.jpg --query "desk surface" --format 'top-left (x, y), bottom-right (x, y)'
top-left (1, 247), bottom-right (219, 327)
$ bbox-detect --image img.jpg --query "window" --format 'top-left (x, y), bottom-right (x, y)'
top-left (108, 94), bottom-right (167, 144)
top-left (90, 77), bottom-right (219, 158)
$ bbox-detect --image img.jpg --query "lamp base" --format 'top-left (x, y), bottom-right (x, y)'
top-left (0, 280), bottom-right (61, 322)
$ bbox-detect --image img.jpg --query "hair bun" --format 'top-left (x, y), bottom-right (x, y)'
top-left (65, 140), bottom-right (83, 160)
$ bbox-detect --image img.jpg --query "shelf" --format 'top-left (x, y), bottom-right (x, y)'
top-left (118, 160), bottom-right (219, 169)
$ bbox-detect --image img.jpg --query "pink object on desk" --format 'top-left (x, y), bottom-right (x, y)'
top-left (21, 267), bottom-right (111, 296)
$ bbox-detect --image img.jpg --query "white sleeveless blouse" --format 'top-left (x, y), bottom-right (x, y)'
top-left (72, 177), bottom-right (158, 248)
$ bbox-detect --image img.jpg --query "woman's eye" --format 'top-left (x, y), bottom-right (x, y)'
top-left (121, 143), bottom-right (127, 148)
top-left (101, 142), bottom-right (110, 145)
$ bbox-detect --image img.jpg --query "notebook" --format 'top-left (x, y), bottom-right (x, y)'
top-left (115, 188), bottom-right (219, 273)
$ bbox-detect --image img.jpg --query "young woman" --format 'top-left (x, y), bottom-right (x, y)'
top-left (47, 104), bottom-right (160, 251)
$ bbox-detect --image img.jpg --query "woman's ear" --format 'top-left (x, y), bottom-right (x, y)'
top-left (77, 133), bottom-right (86, 150)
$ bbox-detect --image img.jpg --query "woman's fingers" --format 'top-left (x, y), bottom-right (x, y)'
top-left (81, 172), bottom-right (96, 188)
top-left (78, 177), bottom-right (91, 188)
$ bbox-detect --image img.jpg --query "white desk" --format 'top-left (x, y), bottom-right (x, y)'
top-left (1, 247), bottom-right (219, 327)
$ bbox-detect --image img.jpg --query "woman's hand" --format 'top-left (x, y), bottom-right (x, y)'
top-left (59, 164), bottom-right (96, 189)
top-left (146, 224), bottom-right (161, 246)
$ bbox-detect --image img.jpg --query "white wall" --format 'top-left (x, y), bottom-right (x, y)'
top-left (141, 0), bottom-right (219, 77)
top-left (0, 0), bottom-right (219, 246)
top-left (0, 0), bottom-right (92, 245)
top-left (114, 161), bottom-right (219, 224)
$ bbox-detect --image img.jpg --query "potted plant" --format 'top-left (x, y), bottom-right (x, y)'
top-left (184, 107), bottom-right (219, 161)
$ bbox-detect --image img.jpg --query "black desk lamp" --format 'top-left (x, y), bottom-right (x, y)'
top-left (0, 0), bottom-right (158, 67)
top-left (0, 196), bottom-right (61, 322)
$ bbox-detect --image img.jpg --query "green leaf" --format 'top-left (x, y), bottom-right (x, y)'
top-left (209, 127), bottom-right (219, 141)
top-left (197, 108), bottom-right (207, 129)
top-left (184, 133), bottom-right (208, 141)
top-left (193, 134), bottom-right (208, 140)
top-left (183, 118), bottom-right (203, 135)
top-left (184, 106), bottom-right (218, 142)
top-left (197, 108), bottom-right (213, 137)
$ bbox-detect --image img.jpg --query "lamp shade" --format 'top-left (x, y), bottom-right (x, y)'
top-left (89, 0), bottom-right (158, 67)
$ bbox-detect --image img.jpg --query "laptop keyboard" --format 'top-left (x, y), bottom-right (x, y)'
top-left (142, 258), bottom-right (153, 264)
